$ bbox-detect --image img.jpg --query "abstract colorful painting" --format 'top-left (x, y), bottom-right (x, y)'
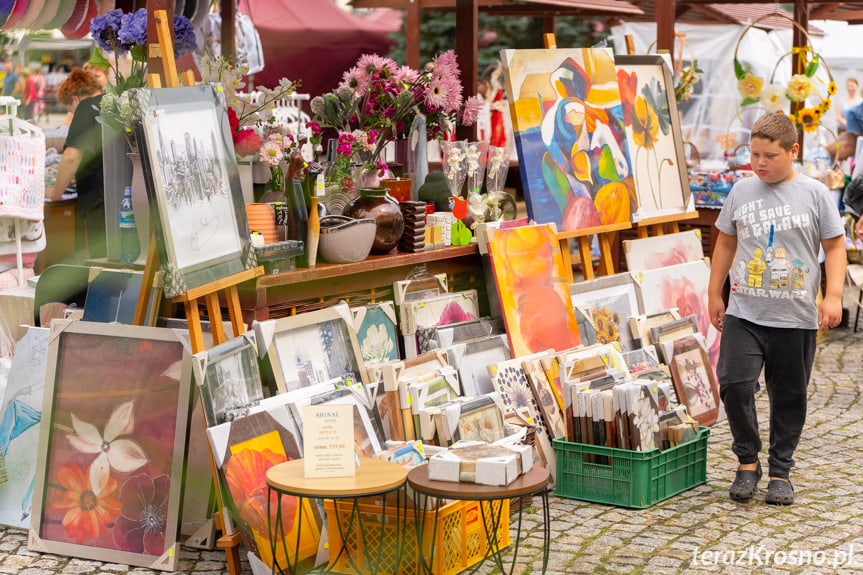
top-left (30, 322), bottom-right (193, 571)
top-left (0, 327), bottom-right (49, 529)
top-left (615, 55), bottom-right (692, 220)
top-left (500, 48), bottom-right (635, 231)
top-left (488, 224), bottom-right (581, 356)
top-left (633, 260), bottom-right (720, 372)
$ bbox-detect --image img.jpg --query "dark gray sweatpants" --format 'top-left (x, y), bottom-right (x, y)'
top-left (716, 315), bottom-right (817, 480)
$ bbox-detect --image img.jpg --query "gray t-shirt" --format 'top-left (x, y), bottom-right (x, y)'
top-left (715, 173), bottom-right (844, 329)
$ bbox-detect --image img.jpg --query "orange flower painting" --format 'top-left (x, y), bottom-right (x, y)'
top-left (49, 462), bottom-right (122, 544)
top-left (488, 224), bottom-right (581, 356)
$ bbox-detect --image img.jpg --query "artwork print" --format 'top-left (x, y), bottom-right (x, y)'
top-left (615, 55), bottom-right (692, 219)
top-left (570, 274), bottom-right (640, 351)
top-left (455, 397), bottom-right (505, 444)
top-left (133, 85), bottom-right (256, 299)
top-left (522, 359), bottom-right (567, 441)
top-left (669, 336), bottom-right (720, 427)
top-left (207, 405), bottom-right (321, 570)
top-left (401, 291), bottom-right (478, 336)
top-left (352, 303), bottom-right (398, 366)
top-left (197, 335), bottom-right (263, 427)
top-left (634, 260), bottom-right (720, 371)
top-left (30, 322), bottom-right (192, 570)
top-left (500, 48), bottom-right (635, 231)
top-left (0, 327), bottom-right (49, 529)
top-left (488, 225), bottom-right (581, 356)
top-left (624, 230), bottom-right (703, 272)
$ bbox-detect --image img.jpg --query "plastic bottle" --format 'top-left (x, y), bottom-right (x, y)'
top-left (119, 186), bottom-right (140, 264)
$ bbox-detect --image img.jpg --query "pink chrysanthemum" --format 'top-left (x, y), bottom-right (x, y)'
top-left (432, 50), bottom-right (460, 80)
top-left (340, 66), bottom-right (369, 96)
top-left (395, 65), bottom-right (419, 84)
top-left (258, 141), bottom-right (283, 167)
top-left (426, 78), bottom-right (453, 111)
top-left (357, 54), bottom-right (393, 77)
top-left (460, 95), bottom-right (484, 127)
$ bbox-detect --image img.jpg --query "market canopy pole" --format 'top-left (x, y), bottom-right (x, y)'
top-left (655, 0), bottom-right (675, 51)
top-left (455, 0), bottom-right (478, 141)
top-left (221, 0), bottom-right (235, 61)
top-left (406, 0), bottom-right (421, 69)
top-left (792, 0), bottom-right (807, 152)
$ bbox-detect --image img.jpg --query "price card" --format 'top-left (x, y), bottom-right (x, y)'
top-left (302, 404), bottom-right (356, 478)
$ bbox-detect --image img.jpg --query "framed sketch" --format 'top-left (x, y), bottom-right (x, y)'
top-left (206, 398), bottom-right (321, 570)
top-left (452, 395), bottom-right (505, 444)
top-left (667, 335), bottom-right (720, 427)
top-left (132, 84), bottom-right (257, 299)
top-left (194, 333), bottom-right (263, 428)
top-left (623, 230), bottom-right (703, 272)
top-left (257, 303), bottom-right (368, 394)
top-left (632, 260), bottom-right (720, 371)
top-left (500, 48), bottom-right (635, 230)
top-left (351, 302), bottom-right (399, 366)
top-left (0, 327), bottom-right (49, 529)
top-left (570, 273), bottom-right (641, 351)
top-left (30, 321), bottom-right (194, 571)
top-left (447, 334), bottom-right (511, 397)
top-left (615, 55), bottom-right (692, 221)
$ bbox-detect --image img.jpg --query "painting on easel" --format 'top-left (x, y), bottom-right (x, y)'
top-left (614, 55), bottom-right (692, 220)
top-left (132, 84), bottom-right (257, 299)
top-left (500, 48), bottom-right (635, 232)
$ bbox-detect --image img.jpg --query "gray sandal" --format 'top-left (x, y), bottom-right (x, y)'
top-left (729, 462), bottom-right (762, 501)
top-left (765, 479), bottom-right (794, 505)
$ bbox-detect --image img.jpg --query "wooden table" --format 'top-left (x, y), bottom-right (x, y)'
top-left (407, 464), bottom-right (551, 575)
top-left (238, 244), bottom-right (483, 321)
top-left (266, 458), bottom-right (408, 575)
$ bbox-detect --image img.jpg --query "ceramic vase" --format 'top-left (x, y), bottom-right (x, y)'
top-left (343, 187), bottom-right (404, 254)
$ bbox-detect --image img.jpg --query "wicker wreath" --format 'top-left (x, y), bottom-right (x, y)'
top-left (733, 12), bottom-right (836, 133)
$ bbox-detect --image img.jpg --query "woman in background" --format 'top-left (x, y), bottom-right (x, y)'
top-left (836, 77), bottom-right (862, 130)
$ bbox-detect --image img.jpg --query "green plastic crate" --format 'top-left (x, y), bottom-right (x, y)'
top-left (552, 427), bottom-right (710, 508)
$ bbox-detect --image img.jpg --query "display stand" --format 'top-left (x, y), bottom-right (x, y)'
top-left (130, 11), bottom-right (263, 575)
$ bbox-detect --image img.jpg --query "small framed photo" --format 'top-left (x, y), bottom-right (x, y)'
top-left (452, 395), bottom-right (505, 444)
top-left (193, 333), bottom-right (264, 427)
top-left (132, 85), bottom-right (257, 298)
top-left (570, 273), bottom-right (641, 351)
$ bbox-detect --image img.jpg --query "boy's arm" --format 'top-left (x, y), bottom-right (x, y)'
top-left (708, 231), bottom-right (737, 332)
top-left (819, 235), bottom-right (846, 329)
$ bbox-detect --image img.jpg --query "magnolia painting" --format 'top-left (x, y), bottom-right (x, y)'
top-left (352, 303), bottom-right (398, 366)
top-left (615, 55), bottom-right (692, 219)
top-left (500, 48), bottom-right (635, 231)
top-left (488, 224), bottom-right (581, 357)
top-left (32, 324), bottom-right (191, 571)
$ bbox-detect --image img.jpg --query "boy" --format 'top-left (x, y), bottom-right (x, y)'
top-left (708, 112), bottom-right (846, 505)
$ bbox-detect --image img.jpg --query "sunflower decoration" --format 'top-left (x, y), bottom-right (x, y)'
top-left (732, 13), bottom-right (836, 134)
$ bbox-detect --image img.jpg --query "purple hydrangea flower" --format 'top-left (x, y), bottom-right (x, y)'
top-left (90, 9), bottom-right (125, 54)
top-left (117, 9), bottom-right (147, 51)
top-left (173, 15), bottom-right (197, 57)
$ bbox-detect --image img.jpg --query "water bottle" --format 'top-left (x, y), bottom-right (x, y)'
top-left (119, 186), bottom-right (140, 264)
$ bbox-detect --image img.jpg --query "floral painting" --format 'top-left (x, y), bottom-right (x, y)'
top-left (31, 323), bottom-right (192, 570)
top-left (208, 406), bottom-right (321, 570)
top-left (455, 397), bottom-right (505, 444)
top-left (634, 260), bottom-right (720, 372)
top-left (500, 48), bottom-right (635, 231)
top-left (401, 291), bottom-right (478, 336)
top-left (489, 352), bottom-right (557, 482)
top-left (522, 359), bottom-right (567, 441)
top-left (0, 327), bottom-right (49, 529)
top-left (631, 384), bottom-right (660, 451)
top-left (569, 273), bottom-right (640, 351)
top-left (615, 56), bottom-right (692, 219)
top-left (669, 336), bottom-right (720, 427)
top-left (351, 302), bottom-right (398, 366)
top-left (624, 230), bottom-right (703, 272)
top-left (488, 224), bottom-right (581, 357)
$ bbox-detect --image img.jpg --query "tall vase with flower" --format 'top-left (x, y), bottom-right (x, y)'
top-left (88, 8), bottom-right (197, 262)
top-left (310, 51), bottom-right (484, 196)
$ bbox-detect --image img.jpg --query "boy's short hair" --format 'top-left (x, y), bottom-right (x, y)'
top-left (750, 113), bottom-right (798, 150)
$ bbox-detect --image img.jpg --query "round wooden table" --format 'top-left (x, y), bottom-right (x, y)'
top-left (407, 464), bottom-right (551, 575)
top-left (266, 458), bottom-right (408, 575)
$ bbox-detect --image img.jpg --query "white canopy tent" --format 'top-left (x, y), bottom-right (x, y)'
top-left (611, 20), bottom-right (863, 164)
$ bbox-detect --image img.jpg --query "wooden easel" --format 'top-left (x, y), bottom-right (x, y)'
top-left (622, 34), bottom-right (700, 241)
top-left (542, 33), bottom-right (632, 282)
top-left (131, 11), bottom-right (264, 575)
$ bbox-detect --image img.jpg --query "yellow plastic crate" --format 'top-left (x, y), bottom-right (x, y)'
top-left (323, 497), bottom-right (511, 575)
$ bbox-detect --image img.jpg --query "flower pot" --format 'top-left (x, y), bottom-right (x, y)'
top-left (318, 215), bottom-right (376, 264)
top-left (245, 203), bottom-right (277, 244)
top-left (343, 188), bottom-right (405, 254)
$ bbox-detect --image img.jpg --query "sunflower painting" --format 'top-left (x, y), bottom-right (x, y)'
top-left (615, 55), bottom-right (692, 219)
top-left (500, 48), bottom-right (636, 231)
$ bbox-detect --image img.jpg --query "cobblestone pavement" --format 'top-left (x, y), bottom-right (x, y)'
top-left (0, 327), bottom-right (860, 575)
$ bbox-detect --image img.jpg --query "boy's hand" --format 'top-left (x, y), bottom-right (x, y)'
top-left (818, 295), bottom-right (843, 330)
top-left (708, 296), bottom-right (726, 332)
